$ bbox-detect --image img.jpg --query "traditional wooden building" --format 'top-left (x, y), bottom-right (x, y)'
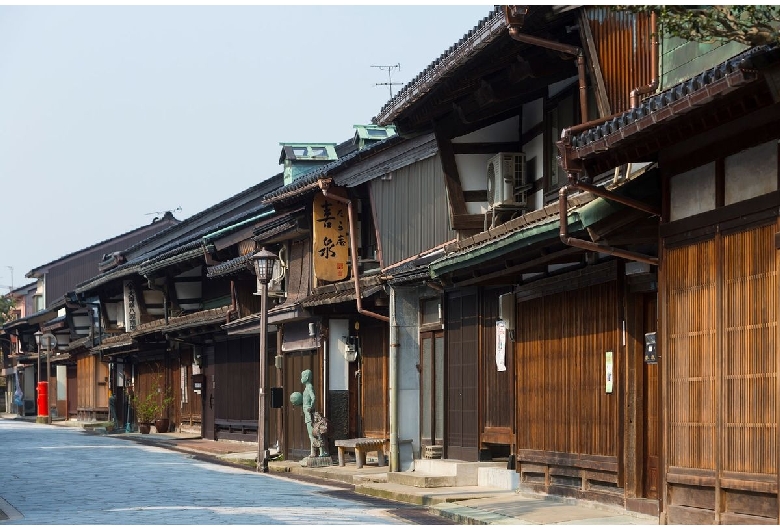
top-left (74, 176), bottom-right (281, 432)
top-left (2, 215), bottom-right (178, 420)
top-left (559, 41), bottom-right (780, 524)
top-left (372, 4), bottom-right (670, 513)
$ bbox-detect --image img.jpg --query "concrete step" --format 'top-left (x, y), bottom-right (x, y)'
top-left (478, 466), bottom-right (519, 490)
top-left (356, 481), bottom-right (511, 506)
top-left (388, 460), bottom-right (507, 487)
top-left (388, 471), bottom-right (459, 488)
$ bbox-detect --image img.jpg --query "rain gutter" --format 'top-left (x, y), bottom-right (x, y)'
top-left (559, 175), bottom-right (659, 266)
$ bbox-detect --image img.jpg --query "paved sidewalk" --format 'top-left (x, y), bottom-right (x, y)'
top-left (0, 414), bottom-right (659, 525)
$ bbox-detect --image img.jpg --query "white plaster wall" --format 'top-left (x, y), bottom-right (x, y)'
top-left (670, 162), bottom-right (716, 221)
top-left (57, 365), bottom-right (66, 400)
top-left (328, 318), bottom-right (349, 391)
top-left (522, 98), bottom-right (543, 133)
top-left (453, 116), bottom-right (519, 143)
top-left (549, 76), bottom-right (578, 98)
top-left (454, 117), bottom-right (521, 216)
top-left (523, 130), bottom-right (545, 212)
top-left (725, 140), bottom-right (778, 205)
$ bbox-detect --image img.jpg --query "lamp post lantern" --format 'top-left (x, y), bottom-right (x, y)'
top-left (252, 248), bottom-right (277, 472)
top-left (34, 331), bottom-right (42, 380)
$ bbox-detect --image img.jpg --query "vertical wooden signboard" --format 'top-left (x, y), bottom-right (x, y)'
top-left (312, 192), bottom-right (349, 282)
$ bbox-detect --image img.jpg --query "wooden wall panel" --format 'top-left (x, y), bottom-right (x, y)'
top-left (722, 224), bottom-right (778, 475)
top-left (360, 320), bottom-right (389, 439)
top-left (665, 240), bottom-right (717, 470)
top-left (663, 221), bottom-right (779, 523)
top-left (214, 337), bottom-right (260, 426)
top-left (446, 288), bottom-right (480, 461)
top-left (516, 280), bottom-right (619, 458)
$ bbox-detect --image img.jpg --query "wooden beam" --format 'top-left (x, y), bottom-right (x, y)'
top-left (578, 10), bottom-right (612, 117)
top-left (452, 214), bottom-right (485, 231)
top-left (435, 128), bottom-right (468, 218)
top-left (463, 190), bottom-right (488, 203)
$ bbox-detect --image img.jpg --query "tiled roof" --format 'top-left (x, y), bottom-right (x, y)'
top-left (373, 7), bottom-right (504, 126)
top-left (26, 213), bottom-right (179, 277)
top-left (76, 202), bottom-right (277, 293)
top-left (115, 173), bottom-right (283, 259)
top-left (300, 274), bottom-right (383, 308)
top-left (131, 305), bottom-right (233, 338)
top-left (206, 254), bottom-right (254, 279)
top-left (568, 45), bottom-right (780, 153)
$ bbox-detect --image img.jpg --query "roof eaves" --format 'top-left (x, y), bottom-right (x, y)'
top-left (373, 7), bottom-right (504, 126)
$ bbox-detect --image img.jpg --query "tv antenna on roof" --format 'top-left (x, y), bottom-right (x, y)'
top-left (372, 63), bottom-right (402, 99)
top-left (145, 206), bottom-right (182, 217)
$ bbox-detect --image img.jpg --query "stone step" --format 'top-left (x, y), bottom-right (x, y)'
top-left (388, 460), bottom-right (507, 488)
top-left (478, 466), bottom-right (519, 490)
top-left (388, 471), bottom-right (459, 488)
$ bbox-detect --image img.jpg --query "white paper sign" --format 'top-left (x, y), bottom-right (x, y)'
top-left (123, 280), bottom-right (138, 332)
top-left (605, 351), bottom-right (614, 393)
top-left (496, 319), bottom-right (507, 372)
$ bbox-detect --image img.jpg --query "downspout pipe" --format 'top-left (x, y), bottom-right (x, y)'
top-left (559, 176), bottom-right (659, 266)
top-left (505, 7), bottom-right (588, 123)
top-left (630, 11), bottom-right (659, 109)
top-left (388, 286), bottom-right (399, 472)
top-left (553, 10), bottom-right (658, 174)
top-left (319, 179), bottom-right (389, 323)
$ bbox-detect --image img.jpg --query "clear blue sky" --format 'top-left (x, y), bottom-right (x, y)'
top-left (0, 4), bottom-right (494, 292)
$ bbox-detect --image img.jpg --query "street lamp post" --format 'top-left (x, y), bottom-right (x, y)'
top-left (252, 248), bottom-right (278, 473)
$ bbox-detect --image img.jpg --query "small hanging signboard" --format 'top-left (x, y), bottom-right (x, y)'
top-left (312, 192), bottom-right (350, 282)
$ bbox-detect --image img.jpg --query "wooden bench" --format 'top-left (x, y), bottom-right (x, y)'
top-left (334, 438), bottom-right (387, 469)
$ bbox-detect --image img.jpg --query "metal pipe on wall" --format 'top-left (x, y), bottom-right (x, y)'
top-left (319, 179), bottom-right (389, 323)
top-left (558, 178), bottom-right (659, 266)
top-left (629, 11), bottom-right (659, 109)
top-left (388, 286), bottom-right (399, 472)
top-left (504, 7), bottom-right (589, 124)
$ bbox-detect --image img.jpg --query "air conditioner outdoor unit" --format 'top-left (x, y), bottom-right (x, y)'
top-left (486, 152), bottom-right (529, 208)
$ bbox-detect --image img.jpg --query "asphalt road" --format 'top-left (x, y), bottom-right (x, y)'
top-left (0, 420), bottom-right (451, 525)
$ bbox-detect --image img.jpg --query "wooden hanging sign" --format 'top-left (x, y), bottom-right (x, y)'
top-left (312, 192), bottom-right (349, 282)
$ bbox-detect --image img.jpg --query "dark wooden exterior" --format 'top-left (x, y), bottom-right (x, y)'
top-left (480, 288), bottom-right (515, 452)
top-left (445, 288), bottom-right (480, 461)
top-left (213, 336), bottom-right (263, 442)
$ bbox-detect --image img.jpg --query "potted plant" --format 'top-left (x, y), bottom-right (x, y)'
top-left (131, 383), bottom-right (174, 434)
top-left (131, 392), bottom-right (159, 434)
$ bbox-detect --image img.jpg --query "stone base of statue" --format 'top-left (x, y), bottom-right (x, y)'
top-left (299, 455), bottom-right (332, 468)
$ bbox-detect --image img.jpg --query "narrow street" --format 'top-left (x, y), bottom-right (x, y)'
top-left (0, 420), bottom-right (446, 525)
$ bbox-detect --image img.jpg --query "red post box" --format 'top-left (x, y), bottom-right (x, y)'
top-left (37, 381), bottom-right (49, 417)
